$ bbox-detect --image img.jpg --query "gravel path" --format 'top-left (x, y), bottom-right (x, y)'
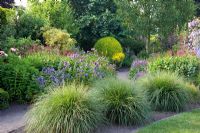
top-left (117, 69), bottom-right (130, 81)
top-left (0, 104), bottom-right (28, 133)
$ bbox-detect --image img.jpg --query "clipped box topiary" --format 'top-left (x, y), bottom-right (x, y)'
top-left (94, 37), bottom-right (125, 62)
top-left (0, 88), bottom-right (9, 110)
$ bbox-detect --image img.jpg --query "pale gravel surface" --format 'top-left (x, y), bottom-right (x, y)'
top-left (117, 68), bottom-right (130, 81)
top-left (0, 104), bottom-right (28, 133)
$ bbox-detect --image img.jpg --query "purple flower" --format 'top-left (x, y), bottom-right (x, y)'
top-left (195, 47), bottom-right (200, 58)
top-left (51, 76), bottom-right (60, 85)
top-left (94, 62), bottom-right (99, 67)
top-left (131, 60), bottom-right (148, 68)
top-left (37, 76), bottom-right (45, 87)
top-left (42, 67), bottom-right (55, 75)
top-left (63, 61), bottom-right (69, 67)
top-left (69, 53), bottom-right (79, 59)
top-left (135, 71), bottom-right (146, 79)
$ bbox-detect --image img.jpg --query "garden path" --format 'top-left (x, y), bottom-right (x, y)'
top-left (0, 69), bottom-right (142, 133)
top-left (0, 104), bottom-right (28, 133)
top-left (117, 68), bottom-right (130, 81)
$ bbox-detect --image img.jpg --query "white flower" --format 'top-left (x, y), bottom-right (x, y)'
top-left (4, 53), bottom-right (8, 57)
top-left (10, 48), bottom-right (18, 52)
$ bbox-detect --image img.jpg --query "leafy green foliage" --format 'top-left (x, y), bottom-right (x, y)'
top-left (0, 7), bottom-right (16, 44)
top-left (43, 27), bottom-right (76, 51)
top-left (93, 78), bottom-right (150, 125)
top-left (2, 36), bottom-right (37, 53)
top-left (16, 13), bottom-right (48, 40)
top-left (0, 7), bottom-right (7, 26)
top-left (25, 84), bottom-right (104, 133)
top-left (115, 0), bottom-right (195, 53)
top-left (184, 83), bottom-right (200, 103)
top-left (0, 55), bottom-right (40, 103)
top-left (70, 0), bottom-right (117, 17)
top-left (69, 0), bottom-right (122, 50)
top-left (136, 71), bottom-right (191, 112)
top-left (156, 0), bottom-right (196, 39)
top-left (28, 0), bottom-right (78, 35)
top-left (0, 88), bottom-right (9, 110)
top-left (94, 37), bottom-right (123, 60)
top-left (121, 54), bottom-right (136, 68)
top-left (148, 56), bottom-right (200, 80)
top-left (120, 37), bottom-right (146, 56)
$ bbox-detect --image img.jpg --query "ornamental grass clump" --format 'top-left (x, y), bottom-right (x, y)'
top-left (136, 71), bottom-right (191, 112)
top-left (25, 84), bottom-right (104, 133)
top-left (93, 78), bottom-right (150, 126)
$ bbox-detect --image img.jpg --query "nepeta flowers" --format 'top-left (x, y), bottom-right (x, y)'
top-left (36, 51), bottom-right (115, 88)
top-left (129, 60), bottom-right (148, 79)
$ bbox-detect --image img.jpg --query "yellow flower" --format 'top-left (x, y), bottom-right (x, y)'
top-left (112, 52), bottom-right (125, 62)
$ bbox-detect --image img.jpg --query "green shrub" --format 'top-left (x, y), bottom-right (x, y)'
top-left (94, 37), bottom-right (124, 62)
top-left (16, 13), bottom-right (48, 40)
top-left (43, 27), bottom-right (76, 51)
top-left (137, 50), bottom-right (149, 59)
top-left (185, 83), bottom-right (200, 103)
top-left (25, 84), bottom-right (104, 133)
top-left (120, 37), bottom-right (145, 56)
top-left (24, 51), bottom-right (115, 85)
top-left (148, 56), bottom-right (199, 81)
top-left (3, 37), bottom-right (37, 53)
top-left (23, 52), bottom-right (66, 70)
top-left (0, 7), bottom-right (7, 26)
top-left (0, 88), bottom-right (9, 110)
top-left (136, 71), bottom-right (191, 112)
top-left (93, 78), bottom-right (150, 126)
top-left (121, 54), bottom-right (135, 67)
top-left (0, 54), bottom-right (40, 103)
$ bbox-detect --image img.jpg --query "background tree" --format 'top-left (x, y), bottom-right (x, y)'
top-left (28, 0), bottom-right (78, 35)
top-left (116, 0), bottom-right (195, 53)
top-left (194, 0), bottom-right (200, 16)
top-left (156, 0), bottom-right (195, 50)
top-left (69, 0), bottom-right (123, 51)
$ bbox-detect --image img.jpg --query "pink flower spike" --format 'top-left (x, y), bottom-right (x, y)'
top-left (0, 51), bottom-right (5, 56)
top-left (10, 48), bottom-right (18, 52)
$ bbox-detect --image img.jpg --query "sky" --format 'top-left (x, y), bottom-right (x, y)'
top-left (15, 0), bottom-right (27, 7)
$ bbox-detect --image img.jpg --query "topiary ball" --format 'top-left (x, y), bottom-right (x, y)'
top-left (94, 37), bottom-right (124, 61)
top-left (136, 71), bottom-right (190, 112)
top-left (0, 88), bottom-right (9, 110)
top-left (25, 84), bottom-right (104, 133)
top-left (93, 78), bottom-right (150, 126)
